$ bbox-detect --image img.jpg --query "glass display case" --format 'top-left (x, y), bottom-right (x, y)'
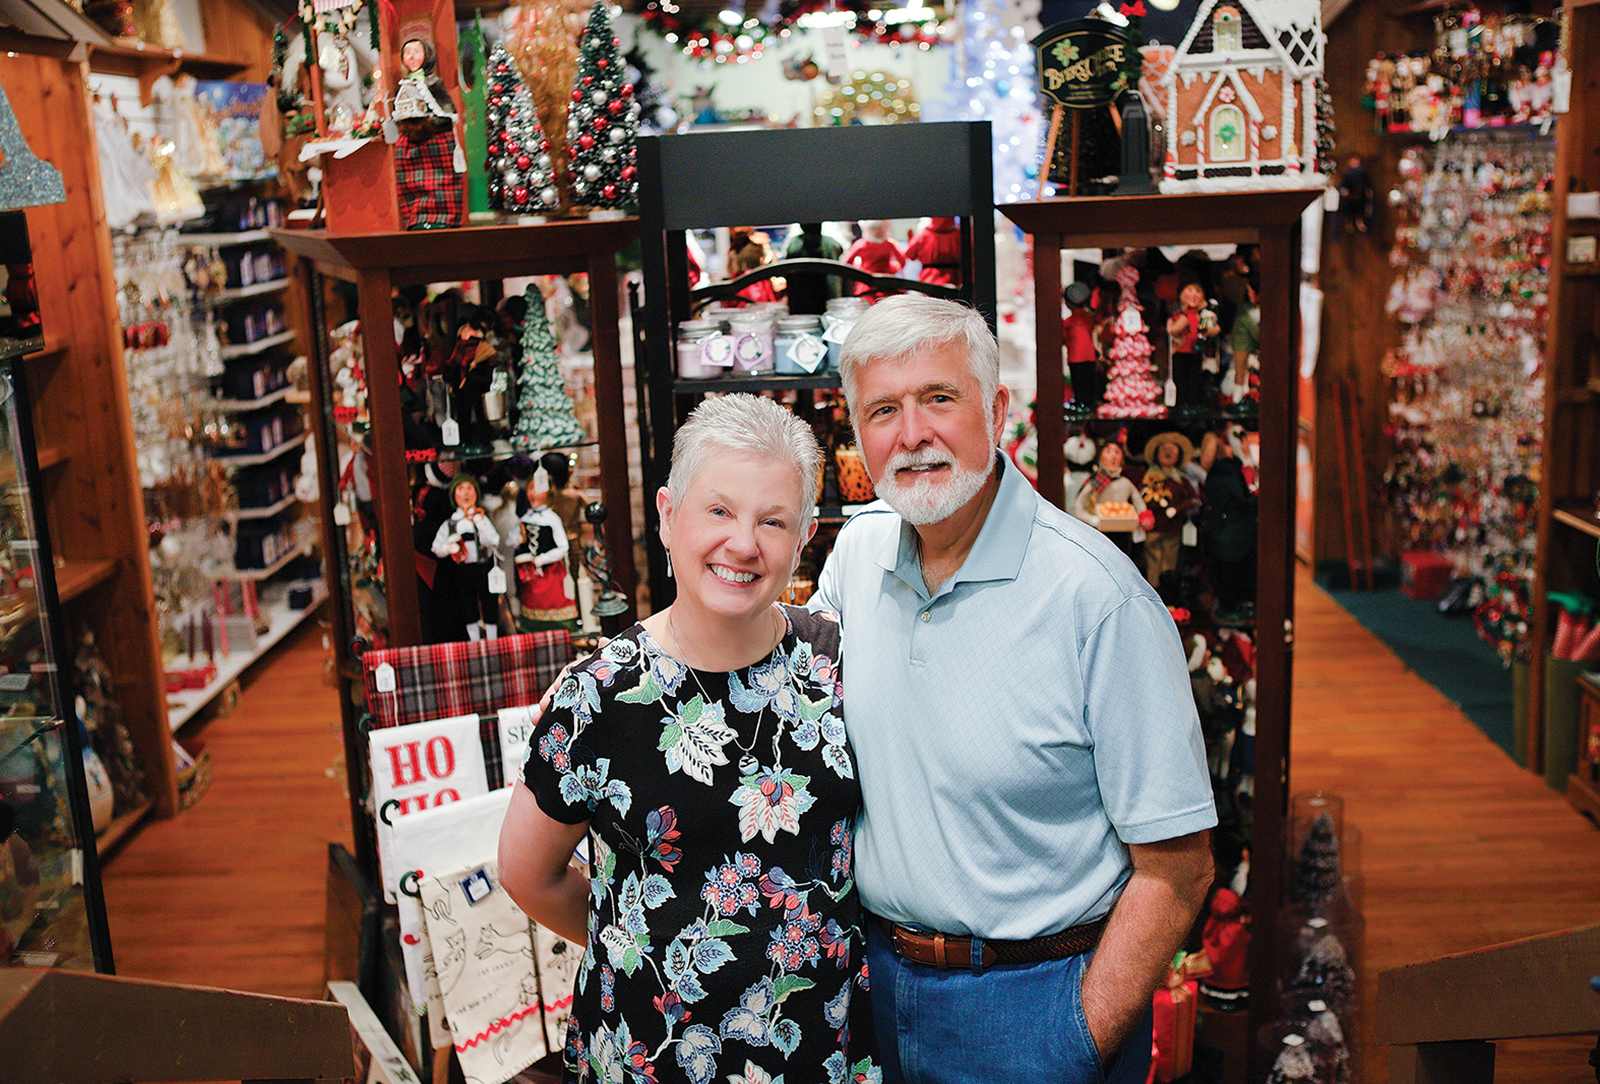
top-left (0, 304), bottom-right (114, 972)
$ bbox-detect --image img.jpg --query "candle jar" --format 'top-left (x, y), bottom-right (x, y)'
top-left (773, 315), bottom-right (827, 375)
top-left (728, 309), bottom-right (777, 374)
top-left (675, 318), bottom-right (723, 379)
top-left (822, 296), bottom-right (869, 373)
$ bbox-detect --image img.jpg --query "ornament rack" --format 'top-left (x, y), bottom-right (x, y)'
top-left (272, 218), bottom-right (639, 875)
top-left (1003, 186), bottom-right (1321, 1084)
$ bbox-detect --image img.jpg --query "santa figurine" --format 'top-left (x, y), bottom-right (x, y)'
top-left (843, 219), bottom-right (905, 297)
top-left (392, 37), bottom-right (464, 230)
top-left (903, 215), bottom-right (963, 287)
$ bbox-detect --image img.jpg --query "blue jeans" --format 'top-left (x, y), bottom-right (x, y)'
top-left (867, 922), bottom-right (1153, 1084)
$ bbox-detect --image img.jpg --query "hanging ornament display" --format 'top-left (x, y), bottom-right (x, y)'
top-left (513, 286), bottom-right (587, 451)
top-left (485, 43), bottom-right (560, 215)
top-left (565, 0), bottom-right (640, 211)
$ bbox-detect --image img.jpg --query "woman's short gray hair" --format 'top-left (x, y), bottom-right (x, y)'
top-left (838, 295), bottom-right (998, 416)
top-left (668, 393), bottom-right (822, 524)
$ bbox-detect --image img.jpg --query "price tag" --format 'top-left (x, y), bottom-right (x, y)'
top-left (441, 418), bottom-right (460, 446)
top-left (333, 501), bottom-right (352, 525)
top-left (1164, 377), bottom-right (1177, 408)
top-left (374, 662), bottom-right (396, 693)
top-left (487, 566), bottom-right (508, 594)
top-left (1182, 522), bottom-right (1198, 548)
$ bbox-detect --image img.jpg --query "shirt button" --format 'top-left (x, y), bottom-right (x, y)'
top-left (920, 611), bottom-right (931, 622)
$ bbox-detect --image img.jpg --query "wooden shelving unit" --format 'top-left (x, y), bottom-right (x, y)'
top-left (1003, 185), bottom-right (1321, 1083)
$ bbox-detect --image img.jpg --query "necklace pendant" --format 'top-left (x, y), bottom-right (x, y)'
top-left (738, 753), bottom-right (759, 776)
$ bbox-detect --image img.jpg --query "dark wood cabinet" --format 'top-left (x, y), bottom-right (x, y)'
top-left (1003, 187), bottom-right (1321, 1079)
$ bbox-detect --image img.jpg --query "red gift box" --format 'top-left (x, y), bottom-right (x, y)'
top-left (1400, 549), bottom-right (1452, 601)
top-left (1151, 953), bottom-right (1207, 1083)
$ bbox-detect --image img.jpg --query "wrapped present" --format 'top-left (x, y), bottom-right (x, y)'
top-left (1152, 952), bottom-right (1208, 1083)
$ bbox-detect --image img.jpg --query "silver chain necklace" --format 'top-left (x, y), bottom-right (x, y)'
top-left (668, 604), bottom-right (784, 776)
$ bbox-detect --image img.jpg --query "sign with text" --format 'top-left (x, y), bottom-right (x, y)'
top-left (1033, 20), bottom-right (1136, 109)
top-left (369, 712), bottom-right (488, 902)
top-left (497, 705), bottom-right (537, 785)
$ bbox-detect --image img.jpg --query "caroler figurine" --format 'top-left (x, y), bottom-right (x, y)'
top-left (431, 474), bottom-right (502, 641)
top-left (392, 36), bottom-right (464, 230)
top-left (513, 468), bottom-right (579, 633)
top-left (1072, 437), bottom-right (1154, 557)
top-left (1141, 431), bottom-right (1203, 593)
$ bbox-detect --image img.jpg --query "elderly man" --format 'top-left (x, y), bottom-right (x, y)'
top-left (810, 294), bottom-right (1216, 1083)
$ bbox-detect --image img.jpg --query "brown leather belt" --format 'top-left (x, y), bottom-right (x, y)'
top-left (871, 913), bottom-right (1107, 970)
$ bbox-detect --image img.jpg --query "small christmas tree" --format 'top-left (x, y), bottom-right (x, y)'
top-left (565, 0), bottom-right (640, 211)
top-left (513, 286), bottom-right (586, 451)
top-left (1287, 932), bottom-right (1356, 1010)
top-left (1099, 262), bottom-right (1166, 418)
top-left (1291, 811), bottom-right (1343, 909)
top-left (485, 44), bottom-right (559, 215)
top-left (1263, 1039), bottom-right (1317, 1084)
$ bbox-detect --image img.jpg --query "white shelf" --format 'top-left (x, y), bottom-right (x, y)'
top-left (220, 329), bottom-right (295, 359)
top-left (179, 229), bottom-right (272, 247)
top-left (165, 583), bottom-right (327, 731)
top-left (211, 431), bottom-right (307, 468)
top-left (215, 278), bottom-right (289, 302)
top-left (210, 385), bottom-right (292, 413)
top-left (225, 539), bottom-right (313, 581)
top-left (231, 492), bottom-right (300, 521)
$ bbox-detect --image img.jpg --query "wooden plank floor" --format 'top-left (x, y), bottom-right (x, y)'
top-left (97, 572), bottom-right (1600, 1081)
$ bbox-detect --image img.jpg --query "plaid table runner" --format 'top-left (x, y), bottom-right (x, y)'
top-left (361, 631), bottom-right (572, 788)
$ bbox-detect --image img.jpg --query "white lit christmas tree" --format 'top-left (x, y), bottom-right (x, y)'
top-left (485, 44), bottom-right (559, 215)
top-left (924, 0), bottom-right (1043, 204)
top-left (514, 286), bottom-right (586, 451)
top-left (565, 0), bottom-right (640, 211)
top-left (1099, 261), bottom-right (1165, 418)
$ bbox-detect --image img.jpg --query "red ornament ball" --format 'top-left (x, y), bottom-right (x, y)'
top-left (603, 183), bottom-right (618, 201)
top-left (488, 142), bottom-right (501, 157)
top-left (597, 58), bottom-right (608, 70)
top-left (517, 154), bottom-right (531, 169)
top-left (571, 88), bottom-right (583, 102)
top-left (582, 75), bottom-right (594, 86)
top-left (621, 165), bottom-right (636, 181)
top-left (514, 185), bottom-right (529, 203)
top-left (621, 83), bottom-right (635, 98)
top-left (578, 133), bottom-right (596, 150)
top-left (608, 99), bottom-right (624, 115)
top-left (591, 115), bottom-right (608, 132)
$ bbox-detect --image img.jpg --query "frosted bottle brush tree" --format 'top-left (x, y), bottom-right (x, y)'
top-left (565, 0), bottom-right (639, 210)
top-left (485, 43), bottom-right (559, 215)
top-left (514, 286), bottom-right (586, 451)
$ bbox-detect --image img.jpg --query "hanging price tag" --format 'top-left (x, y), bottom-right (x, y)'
top-left (374, 662), bottom-right (397, 693)
top-left (441, 418), bottom-right (461, 446)
top-left (333, 501), bottom-right (352, 525)
top-left (1182, 522), bottom-right (1198, 548)
top-left (1164, 377), bottom-right (1177, 408)
top-left (487, 567), bottom-right (508, 594)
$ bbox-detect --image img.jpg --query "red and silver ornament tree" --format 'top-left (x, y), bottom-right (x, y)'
top-left (485, 42), bottom-right (559, 215)
top-left (1099, 261), bottom-right (1166, 419)
top-left (565, 0), bottom-right (640, 211)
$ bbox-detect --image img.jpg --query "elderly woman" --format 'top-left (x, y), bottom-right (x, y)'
top-left (499, 394), bottom-right (875, 1083)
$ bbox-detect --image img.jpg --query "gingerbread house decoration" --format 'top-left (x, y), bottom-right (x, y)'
top-left (1157, 0), bottom-right (1325, 192)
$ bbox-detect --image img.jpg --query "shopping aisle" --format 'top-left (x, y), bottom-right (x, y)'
top-left (96, 575), bottom-right (1600, 1079)
top-left (99, 617), bottom-right (351, 1000)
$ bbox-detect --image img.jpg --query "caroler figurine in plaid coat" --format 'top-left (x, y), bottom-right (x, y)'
top-left (393, 37), bottom-right (464, 230)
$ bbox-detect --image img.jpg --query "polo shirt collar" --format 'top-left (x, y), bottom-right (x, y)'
top-left (874, 450), bottom-right (1035, 595)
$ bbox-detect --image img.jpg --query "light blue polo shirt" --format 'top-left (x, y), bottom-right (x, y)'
top-left (810, 452), bottom-right (1216, 940)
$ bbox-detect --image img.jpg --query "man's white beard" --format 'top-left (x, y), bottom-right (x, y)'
top-left (875, 448), bottom-right (991, 526)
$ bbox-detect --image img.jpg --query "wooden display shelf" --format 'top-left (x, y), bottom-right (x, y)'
top-left (55, 558), bottom-right (118, 604)
top-left (231, 492), bottom-right (301, 521)
top-left (165, 583), bottom-right (327, 731)
top-left (180, 229), bottom-right (273, 247)
top-left (85, 42), bottom-right (248, 107)
top-left (1553, 502), bottom-right (1600, 539)
top-left (226, 540), bottom-right (313, 582)
top-left (220, 329), bottom-right (295, 360)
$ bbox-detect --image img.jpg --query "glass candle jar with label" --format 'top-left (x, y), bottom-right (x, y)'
top-left (676, 318), bottom-right (724, 379)
top-left (773, 315), bottom-right (827, 375)
top-left (822, 296), bottom-right (869, 374)
top-left (727, 309), bottom-right (777, 374)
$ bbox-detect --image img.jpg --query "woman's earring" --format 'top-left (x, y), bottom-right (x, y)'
top-left (666, 550), bottom-right (673, 578)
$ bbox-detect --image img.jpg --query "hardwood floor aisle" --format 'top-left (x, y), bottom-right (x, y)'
top-left (96, 574), bottom-right (1600, 1081)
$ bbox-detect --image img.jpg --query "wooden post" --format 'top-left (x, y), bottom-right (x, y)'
top-left (1040, 104), bottom-right (1064, 199)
